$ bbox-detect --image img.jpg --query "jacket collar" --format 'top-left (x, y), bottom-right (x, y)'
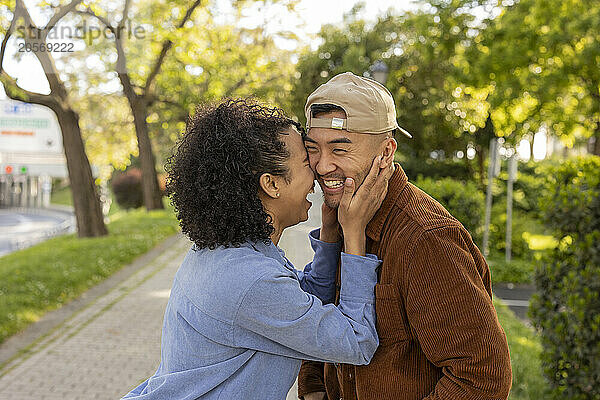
top-left (366, 163), bottom-right (408, 242)
top-left (249, 239), bottom-right (294, 271)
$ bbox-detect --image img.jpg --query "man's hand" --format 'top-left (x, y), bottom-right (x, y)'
top-left (301, 392), bottom-right (326, 400)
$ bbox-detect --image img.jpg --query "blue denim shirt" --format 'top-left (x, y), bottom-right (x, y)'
top-left (122, 229), bottom-right (380, 400)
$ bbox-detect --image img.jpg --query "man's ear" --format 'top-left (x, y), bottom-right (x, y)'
top-left (258, 173), bottom-right (281, 199)
top-left (380, 138), bottom-right (397, 168)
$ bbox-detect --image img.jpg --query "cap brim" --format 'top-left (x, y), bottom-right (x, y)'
top-left (397, 125), bottom-right (412, 138)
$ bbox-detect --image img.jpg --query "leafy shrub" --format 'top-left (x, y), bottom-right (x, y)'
top-left (414, 176), bottom-right (484, 242)
top-left (488, 204), bottom-right (535, 260)
top-left (486, 255), bottom-right (535, 284)
top-left (530, 156), bottom-right (600, 399)
top-left (511, 160), bottom-right (554, 218)
top-left (110, 168), bottom-right (143, 210)
top-left (400, 155), bottom-right (473, 181)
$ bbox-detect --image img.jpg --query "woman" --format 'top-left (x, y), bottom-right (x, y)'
top-left (122, 99), bottom-right (392, 400)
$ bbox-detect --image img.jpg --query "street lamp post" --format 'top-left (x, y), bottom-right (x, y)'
top-left (371, 60), bottom-right (389, 85)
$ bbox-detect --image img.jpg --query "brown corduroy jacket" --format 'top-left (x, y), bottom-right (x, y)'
top-left (298, 165), bottom-right (512, 400)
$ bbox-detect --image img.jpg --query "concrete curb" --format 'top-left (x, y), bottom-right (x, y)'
top-left (0, 233), bottom-right (186, 368)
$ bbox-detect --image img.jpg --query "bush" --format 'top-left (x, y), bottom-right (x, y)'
top-left (399, 155), bottom-right (473, 181)
top-left (530, 156), bottom-right (600, 399)
top-left (510, 160), bottom-right (554, 219)
top-left (111, 168), bottom-right (143, 209)
top-left (488, 204), bottom-right (536, 260)
top-left (414, 177), bottom-right (484, 242)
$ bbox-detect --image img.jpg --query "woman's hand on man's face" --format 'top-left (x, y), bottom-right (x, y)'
top-left (337, 155), bottom-right (393, 242)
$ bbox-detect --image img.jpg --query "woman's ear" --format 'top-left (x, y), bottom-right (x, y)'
top-left (380, 138), bottom-right (397, 168)
top-left (258, 173), bottom-right (281, 199)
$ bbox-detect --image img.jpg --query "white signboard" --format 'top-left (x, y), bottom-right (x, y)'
top-left (0, 100), bottom-right (62, 154)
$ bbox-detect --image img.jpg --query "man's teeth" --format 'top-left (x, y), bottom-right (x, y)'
top-left (323, 180), bottom-right (344, 189)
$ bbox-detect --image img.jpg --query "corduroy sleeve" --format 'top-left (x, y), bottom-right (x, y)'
top-left (297, 360), bottom-right (326, 398)
top-left (404, 226), bottom-right (512, 400)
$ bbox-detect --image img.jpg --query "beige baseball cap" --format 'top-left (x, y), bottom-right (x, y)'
top-left (304, 72), bottom-right (412, 138)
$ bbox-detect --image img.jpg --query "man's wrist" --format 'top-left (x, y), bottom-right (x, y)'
top-left (320, 225), bottom-right (340, 243)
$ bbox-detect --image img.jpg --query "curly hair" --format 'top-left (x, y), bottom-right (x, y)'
top-left (165, 99), bottom-right (302, 249)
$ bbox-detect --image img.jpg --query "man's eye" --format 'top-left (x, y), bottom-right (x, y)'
top-left (333, 149), bottom-right (347, 154)
top-left (306, 146), bottom-right (318, 153)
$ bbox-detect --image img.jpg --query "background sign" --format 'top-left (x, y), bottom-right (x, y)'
top-left (0, 100), bottom-right (63, 154)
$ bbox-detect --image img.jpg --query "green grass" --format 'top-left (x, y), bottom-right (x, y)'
top-left (50, 184), bottom-right (73, 206)
top-left (494, 297), bottom-right (548, 399)
top-left (0, 208), bottom-right (179, 344)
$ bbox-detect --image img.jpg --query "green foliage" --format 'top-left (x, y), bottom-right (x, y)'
top-left (511, 160), bottom-right (554, 219)
top-left (398, 155), bottom-right (473, 181)
top-left (486, 158), bottom-right (556, 263)
top-left (494, 297), bottom-right (548, 400)
top-left (474, 0), bottom-right (600, 148)
top-left (58, 0), bottom-right (298, 171)
top-left (487, 254), bottom-right (535, 285)
top-left (414, 176), bottom-right (484, 242)
top-left (0, 209), bottom-right (179, 344)
top-left (530, 156), bottom-right (600, 399)
top-left (488, 205), bottom-right (535, 260)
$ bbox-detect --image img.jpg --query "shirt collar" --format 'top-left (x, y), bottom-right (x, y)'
top-left (249, 239), bottom-right (294, 271)
top-left (366, 163), bottom-right (408, 242)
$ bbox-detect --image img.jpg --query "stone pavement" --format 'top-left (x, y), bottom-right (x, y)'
top-left (0, 189), bottom-right (324, 400)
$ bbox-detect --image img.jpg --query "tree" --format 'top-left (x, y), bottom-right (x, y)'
top-left (473, 0), bottom-right (600, 155)
top-left (74, 0), bottom-right (300, 208)
top-left (75, 0), bottom-right (206, 210)
top-left (0, 0), bottom-right (107, 237)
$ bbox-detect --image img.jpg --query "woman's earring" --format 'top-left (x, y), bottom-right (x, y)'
top-left (276, 193), bottom-right (280, 198)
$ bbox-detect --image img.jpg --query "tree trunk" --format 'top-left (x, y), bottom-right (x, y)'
top-left (55, 107), bottom-right (108, 237)
top-left (593, 123), bottom-right (600, 156)
top-left (530, 136), bottom-right (535, 159)
top-left (131, 98), bottom-right (164, 210)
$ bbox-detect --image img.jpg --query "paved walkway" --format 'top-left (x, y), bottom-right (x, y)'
top-left (0, 190), bottom-right (323, 400)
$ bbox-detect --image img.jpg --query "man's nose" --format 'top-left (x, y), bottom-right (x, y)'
top-left (315, 152), bottom-right (336, 177)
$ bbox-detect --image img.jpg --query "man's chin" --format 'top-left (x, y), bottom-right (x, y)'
top-left (323, 194), bottom-right (341, 209)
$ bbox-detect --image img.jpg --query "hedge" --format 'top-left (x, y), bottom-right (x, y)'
top-left (530, 156), bottom-right (600, 399)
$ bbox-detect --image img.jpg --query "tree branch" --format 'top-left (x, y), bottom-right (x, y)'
top-left (118, 0), bottom-right (132, 29)
top-left (0, 70), bottom-right (56, 108)
top-left (75, 7), bottom-right (136, 102)
top-left (0, 1), bottom-right (23, 75)
top-left (143, 0), bottom-right (203, 93)
top-left (74, 8), bottom-right (115, 34)
top-left (43, 0), bottom-right (83, 38)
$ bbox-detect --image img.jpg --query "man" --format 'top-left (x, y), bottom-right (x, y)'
top-left (298, 72), bottom-right (512, 400)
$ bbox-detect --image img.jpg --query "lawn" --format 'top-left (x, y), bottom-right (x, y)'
top-left (0, 208), bottom-right (179, 344)
top-left (494, 297), bottom-right (548, 399)
top-left (49, 183), bottom-right (73, 207)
